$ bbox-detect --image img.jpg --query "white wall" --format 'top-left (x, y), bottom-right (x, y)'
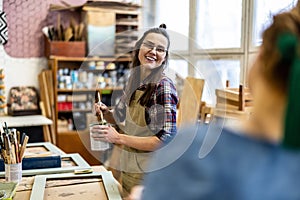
top-left (0, 45), bottom-right (48, 99)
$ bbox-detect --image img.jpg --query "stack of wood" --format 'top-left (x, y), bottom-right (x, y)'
top-left (38, 70), bottom-right (56, 144)
top-left (214, 85), bottom-right (253, 120)
top-left (177, 77), bottom-right (205, 127)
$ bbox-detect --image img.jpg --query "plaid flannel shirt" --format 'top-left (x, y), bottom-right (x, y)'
top-left (114, 76), bottom-right (178, 143)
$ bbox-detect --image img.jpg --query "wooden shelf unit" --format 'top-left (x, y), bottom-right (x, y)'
top-left (48, 56), bottom-right (131, 165)
top-left (87, 6), bottom-right (141, 54)
top-left (45, 3), bottom-right (141, 165)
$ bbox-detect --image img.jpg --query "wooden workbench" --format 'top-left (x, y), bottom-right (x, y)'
top-left (0, 142), bottom-right (121, 199)
top-left (0, 115), bottom-right (54, 143)
top-left (1, 166), bottom-right (115, 200)
top-left (0, 115), bottom-right (52, 127)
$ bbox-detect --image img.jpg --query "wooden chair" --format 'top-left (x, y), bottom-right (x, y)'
top-left (177, 77), bottom-right (205, 127)
top-left (214, 84), bottom-right (253, 120)
top-left (200, 101), bottom-right (214, 124)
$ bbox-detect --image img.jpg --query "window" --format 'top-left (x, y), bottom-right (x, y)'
top-left (142, 0), bottom-right (189, 51)
top-left (196, 0), bottom-right (243, 50)
top-left (142, 0), bottom-right (297, 104)
top-left (195, 57), bottom-right (241, 104)
top-left (251, 0), bottom-right (298, 47)
top-left (168, 59), bottom-right (189, 79)
top-left (197, 59), bottom-right (241, 88)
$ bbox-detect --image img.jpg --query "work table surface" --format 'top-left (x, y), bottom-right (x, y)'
top-left (1, 166), bottom-right (109, 200)
top-left (0, 115), bottom-right (52, 127)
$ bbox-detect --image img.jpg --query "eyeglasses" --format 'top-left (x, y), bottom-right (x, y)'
top-left (142, 42), bottom-right (167, 54)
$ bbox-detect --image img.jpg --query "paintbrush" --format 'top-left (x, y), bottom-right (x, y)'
top-left (97, 91), bottom-right (104, 123)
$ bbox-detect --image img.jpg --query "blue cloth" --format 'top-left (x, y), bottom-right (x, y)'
top-left (142, 121), bottom-right (300, 200)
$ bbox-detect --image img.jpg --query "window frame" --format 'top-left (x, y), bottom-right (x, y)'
top-left (166, 0), bottom-right (251, 86)
top-left (193, 54), bottom-right (245, 86)
top-left (142, 0), bottom-right (295, 87)
top-left (192, 0), bottom-right (247, 54)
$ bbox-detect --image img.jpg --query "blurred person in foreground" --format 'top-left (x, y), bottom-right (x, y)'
top-left (139, 2), bottom-right (300, 200)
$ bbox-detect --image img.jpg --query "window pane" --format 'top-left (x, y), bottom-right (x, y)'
top-left (195, 59), bottom-right (241, 104)
top-left (196, 0), bottom-right (242, 49)
top-left (252, 0), bottom-right (297, 46)
top-left (165, 59), bottom-right (188, 98)
top-left (142, 0), bottom-right (189, 51)
top-left (168, 59), bottom-right (189, 79)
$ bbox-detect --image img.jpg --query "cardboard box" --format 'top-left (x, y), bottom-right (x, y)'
top-left (44, 36), bottom-right (86, 57)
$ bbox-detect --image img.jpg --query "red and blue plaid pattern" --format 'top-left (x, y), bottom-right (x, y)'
top-left (114, 76), bottom-right (178, 143)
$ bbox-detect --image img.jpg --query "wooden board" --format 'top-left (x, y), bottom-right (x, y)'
top-left (177, 77), bottom-right (205, 127)
top-left (216, 96), bottom-right (253, 107)
top-left (25, 142), bottom-right (66, 156)
top-left (45, 181), bottom-right (106, 200)
top-left (214, 107), bottom-right (251, 120)
top-left (46, 70), bottom-right (57, 144)
top-left (30, 172), bottom-right (121, 200)
top-left (38, 71), bottom-right (52, 143)
top-left (38, 70), bottom-right (56, 144)
top-left (216, 102), bottom-right (253, 112)
top-left (215, 88), bottom-right (253, 102)
top-left (0, 153), bottom-right (90, 177)
top-left (3, 166), bottom-right (108, 200)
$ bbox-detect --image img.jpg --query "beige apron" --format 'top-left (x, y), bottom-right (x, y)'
top-left (121, 89), bottom-right (155, 194)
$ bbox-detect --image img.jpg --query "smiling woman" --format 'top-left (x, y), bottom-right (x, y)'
top-left (138, 33), bottom-right (169, 77)
top-left (92, 24), bottom-right (179, 197)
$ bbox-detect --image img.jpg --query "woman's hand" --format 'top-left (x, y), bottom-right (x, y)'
top-left (94, 103), bottom-right (116, 124)
top-left (94, 102), bottom-right (108, 115)
top-left (91, 125), bottom-right (122, 144)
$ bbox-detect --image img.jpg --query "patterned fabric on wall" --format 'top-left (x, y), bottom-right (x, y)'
top-left (0, 11), bottom-right (8, 45)
top-left (3, 0), bottom-right (86, 58)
